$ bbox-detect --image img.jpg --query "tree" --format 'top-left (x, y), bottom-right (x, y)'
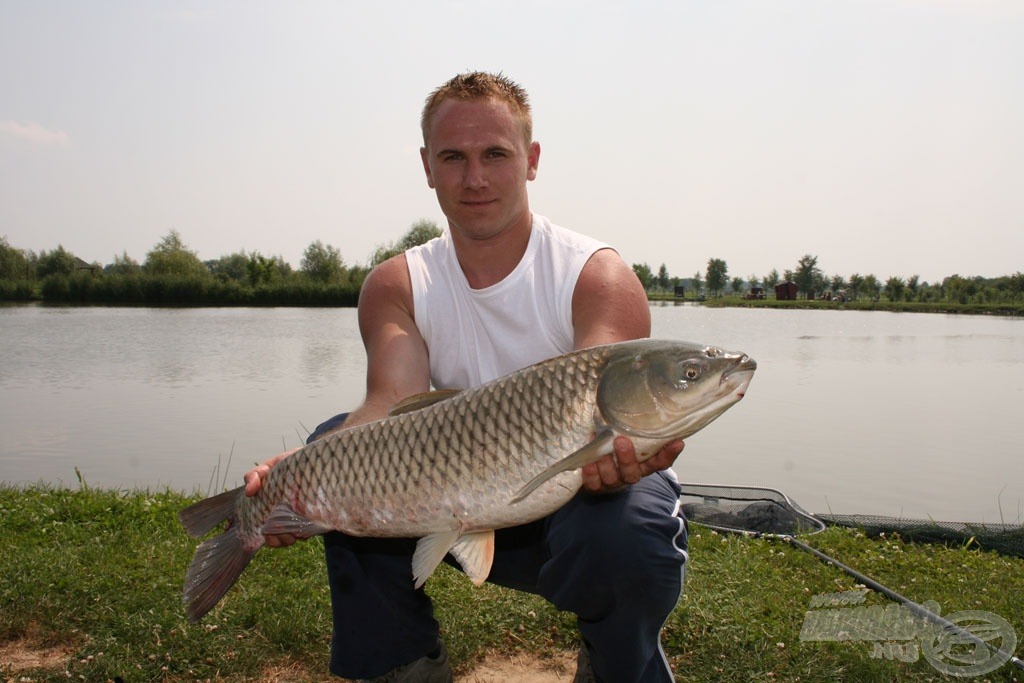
top-left (793, 254), bottom-right (822, 299)
top-left (36, 245), bottom-right (77, 278)
top-left (105, 251), bottom-right (141, 275)
top-left (144, 230), bottom-right (208, 278)
top-left (705, 258), bottom-right (728, 298)
top-left (862, 274), bottom-right (881, 300)
top-left (632, 263), bottom-right (653, 290)
top-left (884, 276), bottom-right (906, 302)
top-left (207, 252), bottom-right (249, 282)
top-left (371, 219), bottom-right (443, 267)
top-left (830, 274), bottom-right (847, 294)
top-left (730, 276), bottom-right (745, 295)
top-left (656, 264), bottom-right (670, 292)
top-left (247, 252), bottom-right (290, 286)
top-left (691, 271), bottom-right (704, 295)
top-left (0, 236), bottom-right (32, 280)
top-left (762, 269), bottom-right (780, 293)
top-left (847, 273), bottom-right (864, 301)
top-left (906, 275), bottom-right (920, 301)
top-left (301, 241), bottom-right (345, 283)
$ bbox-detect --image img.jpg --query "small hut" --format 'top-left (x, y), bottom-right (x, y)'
top-left (774, 281), bottom-right (798, 300)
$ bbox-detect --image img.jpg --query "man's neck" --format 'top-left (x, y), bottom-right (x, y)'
top-left (450, 213), bottom-right (533, 289)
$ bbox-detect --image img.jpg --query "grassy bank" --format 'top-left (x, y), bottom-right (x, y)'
top-left (2, 485), bottom-right (1022, 682)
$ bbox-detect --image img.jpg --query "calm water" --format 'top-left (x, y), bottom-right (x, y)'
top-left (1, 304), bottom-right (1021, 523)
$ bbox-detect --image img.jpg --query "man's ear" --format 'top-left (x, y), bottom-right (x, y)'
top-left (420, 147), bottom-right (435, 189)
top-left (527, 141), bottom-right (540, 181)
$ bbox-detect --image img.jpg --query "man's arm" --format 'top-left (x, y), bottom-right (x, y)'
top-left (335, 254), bottom-right (431, 430)
top-left (243, 254), bottom-right (430, 546)
top-left (571, 248), bottom-right (685, 493)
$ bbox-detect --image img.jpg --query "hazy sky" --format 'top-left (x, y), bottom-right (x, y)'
top-left (2, 1), bottom-right (1021, 284)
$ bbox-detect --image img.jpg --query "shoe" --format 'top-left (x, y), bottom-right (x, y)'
top-left (358, 641), bottom-right (453, 683)
top-left (573, 643), bottom-right (599, 683)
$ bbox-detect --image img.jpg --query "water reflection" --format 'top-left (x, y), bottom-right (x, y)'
top-left (1, 304), bottom-right (1021, 523)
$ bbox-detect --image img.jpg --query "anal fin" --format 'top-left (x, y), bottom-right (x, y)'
top-left (449, 531), bottom-right (495, 586)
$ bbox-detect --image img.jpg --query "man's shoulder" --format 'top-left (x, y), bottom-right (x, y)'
top-left (362, 253), bottom-right (414, 304)
top-left (532, 214), bottom-right (609, 254)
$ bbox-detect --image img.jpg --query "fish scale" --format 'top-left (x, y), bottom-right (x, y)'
top-left (179, 339), bottom-right (756, 622)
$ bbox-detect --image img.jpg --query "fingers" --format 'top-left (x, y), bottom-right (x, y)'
top-left (639, 439), bottom-right (685, 476)
top-left (243, 447), bottom-right (302, 498)
top-left (264, 533), bottom-right (299, 548)
top-left (243, 463), bottom-right (271, 497)
top-left (579, 438), bottom-right (641, 493)
top-left (580, 462), bottom-right (604, 492)
top-left (580, 437), bottom-right (686, 494)
top-left (612, 437), bottom-right (644, 485)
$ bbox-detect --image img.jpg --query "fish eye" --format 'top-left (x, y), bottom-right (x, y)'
top-left (682, 363), bottom-right (701, 381)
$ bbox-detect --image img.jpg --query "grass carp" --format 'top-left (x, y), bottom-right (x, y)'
top-left (179, 338), bottom-right (756, 621)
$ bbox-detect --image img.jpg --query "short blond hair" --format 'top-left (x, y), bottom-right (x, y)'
top-left (421, 71), bottom-right (532, 148)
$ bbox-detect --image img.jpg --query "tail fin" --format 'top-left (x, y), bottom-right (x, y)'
top-left (179, 485), bottom-right (254, 621)
top-left (179, 486), bottom-right (243, 538)
top-left (183, 526), bottom-right (256, 621)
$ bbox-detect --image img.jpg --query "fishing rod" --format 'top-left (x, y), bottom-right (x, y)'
top-left (678, 483), bottom-right (1024, 674)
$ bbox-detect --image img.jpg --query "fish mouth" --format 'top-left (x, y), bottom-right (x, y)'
top-left (722, 354), bottom-right (757, 397)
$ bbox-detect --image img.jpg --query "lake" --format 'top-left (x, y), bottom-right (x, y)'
top-left (1, 303), bottom-right (1021, 523)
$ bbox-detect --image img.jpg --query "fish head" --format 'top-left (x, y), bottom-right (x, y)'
top-left (597, 340), bottom-right (756, 439)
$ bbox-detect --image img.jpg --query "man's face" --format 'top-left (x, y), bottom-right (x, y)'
top-left (420, 97), bottom-right (540, 242)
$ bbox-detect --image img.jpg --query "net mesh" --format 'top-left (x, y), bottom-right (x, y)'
top-left (680, 483), bottom-right (1024, 558)
top-left (817, 513), bottom-right (1024, 558)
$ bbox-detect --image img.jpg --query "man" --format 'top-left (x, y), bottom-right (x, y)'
top-left (245, 72), bottom-right (687, 683)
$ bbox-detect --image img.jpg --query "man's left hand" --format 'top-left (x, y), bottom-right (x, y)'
top-left (580, 437), bottom-right (684, 494)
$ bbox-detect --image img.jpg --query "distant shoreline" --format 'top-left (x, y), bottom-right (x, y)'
top-left (647, 294), bottom-right (1024, 317)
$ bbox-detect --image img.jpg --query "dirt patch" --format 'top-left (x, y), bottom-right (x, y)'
top-left (336, 650), bottom-right (578, 683)
top-left (0, 637), bottom-right (73, 674)
top-left (1, 639), bottom-right (574, 682)
top-left (460, 650), bottom-right (577, 682)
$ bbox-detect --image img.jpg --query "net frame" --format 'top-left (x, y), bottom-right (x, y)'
top-left (679, 482), bottom-right (826, 536)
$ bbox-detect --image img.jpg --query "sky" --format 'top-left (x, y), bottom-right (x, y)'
top-left (2, 1), bottom-right (1022, 285)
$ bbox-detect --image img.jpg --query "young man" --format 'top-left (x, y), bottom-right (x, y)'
top-left (245, 72), bottom-right (687, 683)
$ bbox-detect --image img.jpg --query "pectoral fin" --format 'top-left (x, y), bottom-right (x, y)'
top-left (510, 429), bottom-right (617, 504)
top-left (448, 531), bottom-right (495, 586)
top-left (412, 529), bottom-right (461, 588)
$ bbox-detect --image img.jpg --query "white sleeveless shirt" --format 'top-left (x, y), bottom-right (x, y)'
top-left (405, 214), bottom-right (609, 389)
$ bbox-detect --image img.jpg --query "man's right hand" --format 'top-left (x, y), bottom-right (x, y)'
top-left (242, 447), bottom-right (301, 548)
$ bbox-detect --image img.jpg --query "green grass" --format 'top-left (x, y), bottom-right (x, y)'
top-left (1, 485), bottom-right (1022, 682)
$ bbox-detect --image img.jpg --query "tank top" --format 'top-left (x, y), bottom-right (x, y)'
top-left (405, 214), bottom-right (609, 389)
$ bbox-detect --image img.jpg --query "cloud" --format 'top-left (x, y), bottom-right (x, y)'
top-left (0, 120), bottom-right (71, 146)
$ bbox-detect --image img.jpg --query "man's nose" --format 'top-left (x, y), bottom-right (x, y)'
top-left (462, 158), bottom-right (487, 189)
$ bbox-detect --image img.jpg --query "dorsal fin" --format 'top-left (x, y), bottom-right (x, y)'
top-left (388, 389), bottom-right (462, 416)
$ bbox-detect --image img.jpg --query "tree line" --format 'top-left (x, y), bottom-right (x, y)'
top-left (0, 220), bottom-right (441, 305)
top-left (3, 228), bottom-right (1021, 308)
top-left (632, 254), bottom-right (1024, 306)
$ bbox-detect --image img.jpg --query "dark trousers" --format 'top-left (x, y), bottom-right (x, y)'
top-left (308, 414), bottom-right (688, 682)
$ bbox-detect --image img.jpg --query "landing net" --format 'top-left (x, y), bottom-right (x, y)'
top-left (680, 483), bottom-right (1024, 558)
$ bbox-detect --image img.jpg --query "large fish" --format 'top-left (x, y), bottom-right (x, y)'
top-left (179, 339), bottom-right (756, 621)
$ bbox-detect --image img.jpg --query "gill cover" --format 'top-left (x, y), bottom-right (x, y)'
top-left (598, 343), bottom-right (723, 438)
